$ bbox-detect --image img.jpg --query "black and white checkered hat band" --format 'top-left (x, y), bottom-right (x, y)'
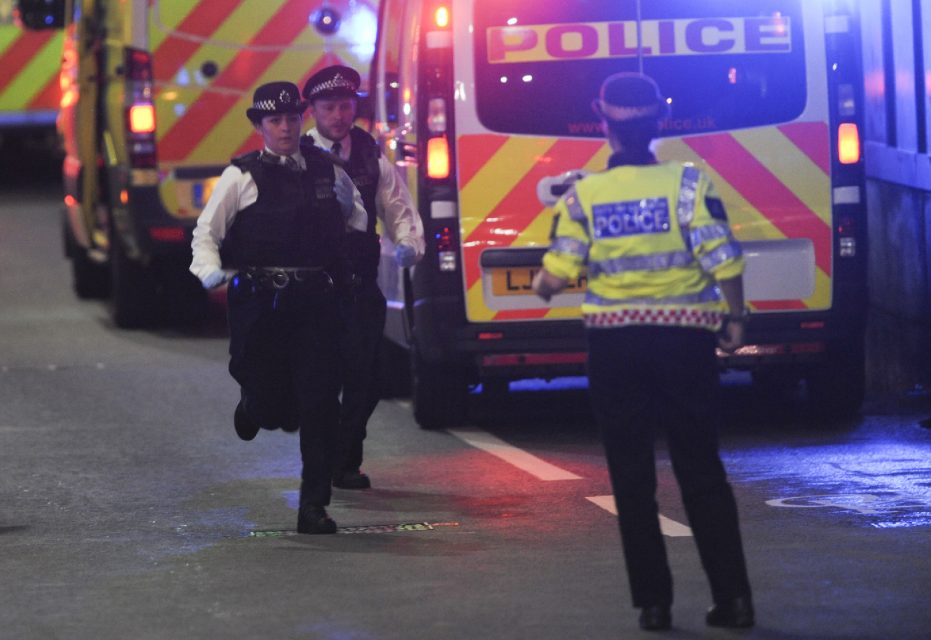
top-left (252, 99), bottom-right (277, 111)
top-left (307, 73), bottom-right (356, 97)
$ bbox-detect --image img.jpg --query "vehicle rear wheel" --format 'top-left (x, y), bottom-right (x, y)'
top-left (111, 234), bottom-right (157, 329)
top-left (805, 341), bottom-right (866, 421)
top-left (411, 344), bottom-right (468, 430)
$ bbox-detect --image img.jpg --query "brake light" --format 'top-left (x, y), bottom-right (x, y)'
top-left (838, 123), bottom-right (860, 164)
top-left (434, 6), bottom-right (450, 28)
top-left (124, 47), bottom-right (157, 169)
top-left (129, 104), bottom-right (155, 134)
top-left (427, 136), bottom-right (450, 179)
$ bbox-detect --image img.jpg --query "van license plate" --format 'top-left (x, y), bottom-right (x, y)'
top-left (489, 268), bottom-right (587, 296)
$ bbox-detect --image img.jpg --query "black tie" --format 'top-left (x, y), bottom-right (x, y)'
top-left (331, 141), bottom-right (342, 159)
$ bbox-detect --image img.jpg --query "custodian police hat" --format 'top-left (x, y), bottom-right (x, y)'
top-left (246, 81), bottom-right (309, 122)
top-left (592, 72), bottom-right (669, 122)
top-left (302, 65), bottom-right (362, 101)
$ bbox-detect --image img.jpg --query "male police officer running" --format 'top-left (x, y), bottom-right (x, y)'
top-left (533, 73), bottom-right (754, 631)
top-left (190, 81), bottom-right (367, 534)
top-left (301, 65), bottom-right (424, 490)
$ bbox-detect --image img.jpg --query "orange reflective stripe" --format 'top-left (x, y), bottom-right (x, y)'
top-left (28, 74), bottom-right (61, 110)
top-left (157, 0), bottom-right (318, 163)
top-left (152, 0), bottom-right (242, 85)
top-left (777, 122), bottom-right (830, 175)
top-left (683, 132), bottom-right (832, 276)
top-left (0, 30), bottom-right (56, 96)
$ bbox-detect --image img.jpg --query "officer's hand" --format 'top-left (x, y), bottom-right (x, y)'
top-left (717, 319), bottom-right (745, 353)
top-left (202, 269), bottom-right (229, 290)
top-left (395, 243), bottom-right (418, 268)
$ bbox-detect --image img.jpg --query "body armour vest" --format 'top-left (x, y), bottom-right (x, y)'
top-left (219, 148), bottom-right (345, 272)
top-left (343, 127), bottom-right (382, 282)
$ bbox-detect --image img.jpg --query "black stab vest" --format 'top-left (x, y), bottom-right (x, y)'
top-left (219, 149), bottom-right (345, 272)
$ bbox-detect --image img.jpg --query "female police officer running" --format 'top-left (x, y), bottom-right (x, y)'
top-left (190, 81), bottom-right (366, 534)
top-left (533, 73), bottom-right (753, 630)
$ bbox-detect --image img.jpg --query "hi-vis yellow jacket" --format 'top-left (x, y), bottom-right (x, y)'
top-left (542, 161), bottom-right (744, 331)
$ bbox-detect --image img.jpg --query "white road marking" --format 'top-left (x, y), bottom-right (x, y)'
top-left (448, 428), bottom-right (583, 481)
top-left (587, 495), bottom-right (693, 537)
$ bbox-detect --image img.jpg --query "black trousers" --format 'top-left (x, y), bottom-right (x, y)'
top-left (337, 280), bottom-right (387, 472)
top-left (227, 276), bottom-right (342, 508)
top-left (586, 325), bottom-right (751, 608)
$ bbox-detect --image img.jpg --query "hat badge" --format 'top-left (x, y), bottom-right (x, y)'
top-left (279, 89), bottom-right (291, 104)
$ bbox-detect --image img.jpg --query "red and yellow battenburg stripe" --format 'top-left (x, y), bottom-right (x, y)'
top-left (456, 121), bottom-right (832, 322)
top-left (0, 24), bottom-right (63, 118)
top-left (147, 0), bottom-right (374, 217)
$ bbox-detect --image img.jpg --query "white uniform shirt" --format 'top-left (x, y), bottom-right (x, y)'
top-left (307, 127), bottom-right (424, 257)
top-left (189, 147), bottom-right (367, 284)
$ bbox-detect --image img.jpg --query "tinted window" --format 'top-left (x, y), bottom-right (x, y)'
top-left (473, 0), bottom-right (806, 138)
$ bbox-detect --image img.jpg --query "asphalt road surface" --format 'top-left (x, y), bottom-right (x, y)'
top-left (1, 181), bottom-right (930, 639)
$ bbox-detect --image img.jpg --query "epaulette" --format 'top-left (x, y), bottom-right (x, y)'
top-left (230, 150), bottom-right (261, 171)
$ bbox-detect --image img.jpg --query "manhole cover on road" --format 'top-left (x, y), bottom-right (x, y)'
top-left (249, 522), bottom-right (460, 537)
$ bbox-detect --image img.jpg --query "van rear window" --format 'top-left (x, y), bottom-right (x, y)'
top-left (473, 0), bottom-right (806, 138)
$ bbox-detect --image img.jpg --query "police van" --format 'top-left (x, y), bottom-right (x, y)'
top-left (371, 0), bottom-right (867, 427)
top-left (16, 0), bottom-right (378, 327)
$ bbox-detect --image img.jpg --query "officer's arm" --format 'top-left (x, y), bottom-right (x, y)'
top-left (376, 155), bottom-right (425, 259)
top-left (532, 269), bottom-right (569, 302)
top-left (333, 166), bottom-right (367, 231)
top-left (190, 165), bottom-right (244, 286)
top-left (717, 275), bottom-right (747, 352)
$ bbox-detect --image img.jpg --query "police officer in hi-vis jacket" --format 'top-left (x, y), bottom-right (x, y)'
top-left (190, 81), bottom-right (367, 534)
top-left (301, 65), bottom-right (424, 490)
top-left (533, 73), bottom-right (754, 631)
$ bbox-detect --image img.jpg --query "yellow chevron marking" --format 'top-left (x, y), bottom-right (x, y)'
top-left (731, 128), bottom-right (831, 226)
top-left (148, 0), bottom-right (193, 52)
top-left (656, 138), bottom-right (784, 242)
top-left (186, 47), bottom-right (327, 165)
top-left (805, 268), bottom-right (832, 308)
top-left (466, 278), bottom-right (494, 322)
top-left (0, 26), bottom-right (19, 51)
top-left (460, 136), bottom-right (559, 240)
top-left (153, 1), bottom-right (286, 138)
top-left (0, 34), bottom-right (61, 108)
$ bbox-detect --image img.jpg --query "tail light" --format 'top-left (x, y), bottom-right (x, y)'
top-left (837, 122), bottom-right (860, 164)
top-left (125, 48), bottom-right (157, 168)
top-left (427, 136), bottom-right (450, 179)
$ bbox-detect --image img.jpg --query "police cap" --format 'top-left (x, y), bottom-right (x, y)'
top-left (302, 65), bottom-right (362, 102)
top-left (246, 82), bottom-right (309, 122)
top-left (592, 72), bottom-right (669, 123)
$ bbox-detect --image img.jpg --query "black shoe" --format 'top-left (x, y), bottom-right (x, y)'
top-left (332, 469), bottom-right (371, 489)
top-left (297, 506), bottom-right (337, 534)
top-left (234, 401), bottom-right (260, 441)
top-left (706, 595), bottom-right (754, 628)
top-left (639, 605), bottom-right (672, 631)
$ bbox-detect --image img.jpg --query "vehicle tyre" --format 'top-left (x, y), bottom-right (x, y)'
top-left (377, 337), bottom-right (412, 398)
top-left (411, 343), bottom-right (468, 430)
top-left (805, 341), bottom-right (866, 421)
top-left (64, 220), bottom-right (110, 299)
top-left (110, 233), bottom-right (156, 329)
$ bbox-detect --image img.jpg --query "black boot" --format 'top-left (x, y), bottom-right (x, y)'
top-left (297, 505), bottom-right (337, 534)
top-left (332, 468), bottom-right (371, 489)
top-left (638, 605), bottom-right (672, 631)
top-left (706, 595), bottom-right (754, 628)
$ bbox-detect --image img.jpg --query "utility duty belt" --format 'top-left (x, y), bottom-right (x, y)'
top-left (241, 266), bottom-right (334, 292)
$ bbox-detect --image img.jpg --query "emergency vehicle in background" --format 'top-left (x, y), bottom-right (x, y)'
top-left (16, 0), bottom-right (378, 327)
top-left (0, 0), bottom-right (61, 135)
top-left (372, 0), bottom-right (867, 428)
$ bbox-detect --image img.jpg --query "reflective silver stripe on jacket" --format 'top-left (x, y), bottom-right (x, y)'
top-left (550, 236), bottom-right (589, 259)
top-left (698, 242), bottom-right (743, 272)
top-left (584, 282), bottom-right (722, 307)
top-left (689, 223), bottom-right (734, 248)
top-left (589, 250), bottom-right (694, 277)
top-left (677, 166), bottom-right (700, 252)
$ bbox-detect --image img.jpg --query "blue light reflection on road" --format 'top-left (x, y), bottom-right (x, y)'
top-left (727, 428), bottom-right (931, 529)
